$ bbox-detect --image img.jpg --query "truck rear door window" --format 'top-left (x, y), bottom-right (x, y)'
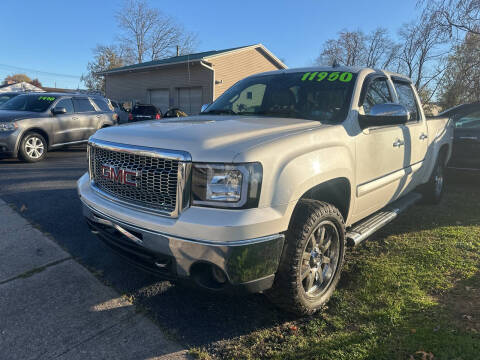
top-left (393, 81), bottom-right (420, 122)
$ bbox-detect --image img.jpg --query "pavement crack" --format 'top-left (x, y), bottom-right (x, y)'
top-left (45, 313), bottom-right (138, 360)
top-left (0, 257), bottom-right (72, 285)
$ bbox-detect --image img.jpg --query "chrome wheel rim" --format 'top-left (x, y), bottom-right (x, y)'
top-left (300, 220), bottom-right (340, 298)
top-left (25, 136), bottom-right (44, 159)
top-left (434, 164), bottom-right (444, 196)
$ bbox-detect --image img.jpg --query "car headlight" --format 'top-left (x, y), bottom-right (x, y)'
top-left (192, 163), bottom-right (262, 208)
top-left (0, 122), bottom-right (17, 131)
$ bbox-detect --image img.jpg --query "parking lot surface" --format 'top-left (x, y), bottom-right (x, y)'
top-left (0, 147), bottom-right (293, 348)
top-left (0, 198), bottom-right (187, 360)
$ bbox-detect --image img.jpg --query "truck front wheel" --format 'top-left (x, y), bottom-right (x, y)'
top-left (268, 200), bottom-right (346, 316)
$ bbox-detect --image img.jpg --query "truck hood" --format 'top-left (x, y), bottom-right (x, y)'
top-left (92, 115), bottom-right (323, 162)
top-left (0, 110), bottom-right (44, 122)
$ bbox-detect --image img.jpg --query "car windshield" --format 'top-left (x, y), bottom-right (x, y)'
top-left (0, 94), bottom-right (56, 112)
top-left (202, 71), bottom-right (357, 122)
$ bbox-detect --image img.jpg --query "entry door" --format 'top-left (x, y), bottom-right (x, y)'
top-left (149, 89), bottom-right (170, 114)
top-left (354, 77), bottom-right (407, 221)
top-left (178, 87), bottom-right (202, 115)
top-left (392, 80), bottom-right (428, 190)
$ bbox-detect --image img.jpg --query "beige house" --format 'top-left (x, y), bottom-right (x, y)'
top-left (100, 44), bottom-right (287, 114)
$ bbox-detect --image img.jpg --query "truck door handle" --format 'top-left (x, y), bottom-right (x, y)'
top-left (459, 136), bottom-right (478, 140)
top-left (72, 116), bottom-right (78, 120)
top-left (419, 133), bottom-right (428, 140)
top-left (393, 139), bottom-right (405, 147)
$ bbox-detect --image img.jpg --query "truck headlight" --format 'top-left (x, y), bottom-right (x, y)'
top-left (0, 122), bottom-right (17, 132)
top-left (192, 163), bottom-right (262, 208)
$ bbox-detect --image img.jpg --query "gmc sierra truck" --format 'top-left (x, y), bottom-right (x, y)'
top-left (77, 66), bottom-right (452, 315)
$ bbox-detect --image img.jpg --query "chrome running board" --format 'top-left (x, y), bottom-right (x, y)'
top-left (346, 192), bottom-right (422, 247)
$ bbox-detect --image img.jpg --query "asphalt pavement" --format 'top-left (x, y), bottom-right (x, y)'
top-left (0, 146), bottom-right (293, 350)
top-left (0, 197), bottom-right (187, 359)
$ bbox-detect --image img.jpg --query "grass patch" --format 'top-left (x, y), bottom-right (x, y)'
top-left (198, 180), bottom-right (480, 359)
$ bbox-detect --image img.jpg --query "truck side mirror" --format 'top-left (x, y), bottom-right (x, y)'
top-left (52, 107), bottom-right (67, 115)
top-left (358, 103), bottom-right (409, 129)
top-left (200, 103), bottom-right (211, 113)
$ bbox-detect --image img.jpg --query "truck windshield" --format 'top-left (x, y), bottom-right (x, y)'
top-left (0, 94), bottom-right (56, 112)
top-left (202, 71), bottom-right (357, 122)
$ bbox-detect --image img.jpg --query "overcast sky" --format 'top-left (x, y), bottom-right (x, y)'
top-left (0, 0), bottom-right (420, 89)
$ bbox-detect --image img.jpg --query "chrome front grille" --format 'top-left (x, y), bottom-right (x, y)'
top-left (88, 139), bottom-right (191, 217)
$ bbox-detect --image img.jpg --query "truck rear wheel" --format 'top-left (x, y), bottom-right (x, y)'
top-left (268, 200), bottom-right (345, 316)
top-left (421, 155), bottom-right (445, 205)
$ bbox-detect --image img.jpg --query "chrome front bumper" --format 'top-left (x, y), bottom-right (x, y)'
top-left (82, 201), bottom-right (285, 293)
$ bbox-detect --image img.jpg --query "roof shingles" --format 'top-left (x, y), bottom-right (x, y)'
top-left (101, 45), bottom-right (257, 75)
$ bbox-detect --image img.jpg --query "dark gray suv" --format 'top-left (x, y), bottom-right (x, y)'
top-left (0, 93), bottom-right (118, 162)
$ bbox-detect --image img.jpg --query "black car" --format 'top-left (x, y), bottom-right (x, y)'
top-left (0, 92), bottom-right (21, 106)
top-left (439, 102), bottom-right (480, 170)
top-left (110, 99), bottom-right (129, 124)
top-left (128, 104), bottom-right (161, 122)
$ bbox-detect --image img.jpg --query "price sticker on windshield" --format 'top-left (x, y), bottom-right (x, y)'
top-left (301, 71), bottom-right (353, 83)
top-left (38, 96), bottom-right (56, 101)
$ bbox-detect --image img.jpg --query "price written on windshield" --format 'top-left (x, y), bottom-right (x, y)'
top-left (301, 71), bottom-right (353, 83)
top-left (38, 96), bottom-right (56, 101)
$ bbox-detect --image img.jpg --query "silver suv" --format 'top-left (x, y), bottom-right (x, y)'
top-left (0, 93), bottom-right (118, 162)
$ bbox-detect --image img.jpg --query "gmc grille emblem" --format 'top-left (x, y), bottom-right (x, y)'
top-left (101, 164), bottom-right (139, 187)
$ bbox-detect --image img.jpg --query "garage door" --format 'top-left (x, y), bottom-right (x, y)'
top-left (149, 89), bottom-right (170, 114)
top-left (178, 87), bottom-right (202, 115)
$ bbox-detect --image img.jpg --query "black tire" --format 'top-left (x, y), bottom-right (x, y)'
top-left (18, 132), bottom-right (47, 163)
top-left (267, 200), bottom-right (346, 316)
top-left (421, 154), bottom-right (445, 205)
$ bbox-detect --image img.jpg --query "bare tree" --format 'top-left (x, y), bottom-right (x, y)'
top-left (318, 29), bottom-right (366, 66)
top-left (365, 28), bottom-right (400, 69)
top-left (318, 39), bottom-right (344, 66)
top-left (81, 45), bottom-right (126, 92)
top-left (439, 32), bottom-right (480, 107)
top-left (397, 14), bottom-right (448, 103)
top-left (317, 28), bottom-right (400, 70)
top-left (420, 0), bottom-right (480, 36)
top-left (116, 0), bottom-right (198, 63)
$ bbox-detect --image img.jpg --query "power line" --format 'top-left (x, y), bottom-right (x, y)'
top-left (0, 63), bottom-right (81, 79)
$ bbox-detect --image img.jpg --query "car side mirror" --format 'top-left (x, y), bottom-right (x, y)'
top-left (52, 107), bottom-right (67, 115)
top-left (358, 103), bottom-right (409, 129)
top-left (200, 103), bottom-right (211, 113)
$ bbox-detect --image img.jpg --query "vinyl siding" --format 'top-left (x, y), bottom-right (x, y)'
top-left (209, 47), bottom-right (284, 100)
top-left (105, 62), bottom-right (214, 107)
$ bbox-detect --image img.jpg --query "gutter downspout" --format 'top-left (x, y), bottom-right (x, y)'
top-left (200, 61), bottom-right (215, 103)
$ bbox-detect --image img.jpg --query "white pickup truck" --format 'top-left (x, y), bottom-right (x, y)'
top-left (77, 66), bottom-right (452, 315)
